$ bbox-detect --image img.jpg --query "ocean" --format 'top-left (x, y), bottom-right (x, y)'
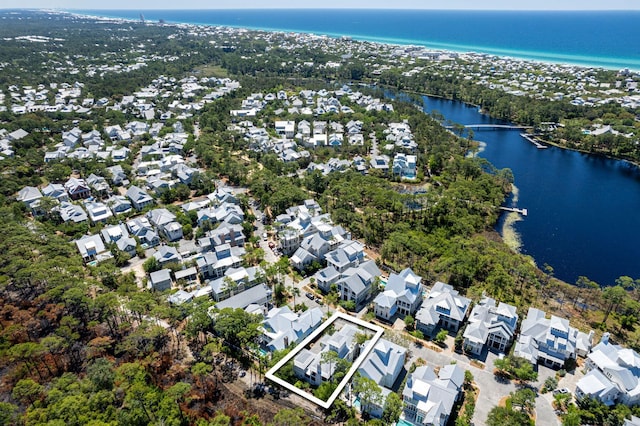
top-left (71, 9), bottom-right (640, 71)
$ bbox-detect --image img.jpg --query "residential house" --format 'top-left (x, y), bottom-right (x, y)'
top-left (126, 185), bottom-right (154, 211)
top-left (575, 333), bottom-right (639, 406)
top-left (514, 307), bottom-right (593, 369)
top-left (41, 183), bottom-right (69, 202)
top-left (153, 246), bottom-right (182, 266)
top-left (392, 153), bottom-right (417, 180)
top-left (358, 338), bottom-right (406, 389)
top-left (149, 269), bottom-right (173, 292)
top-left (207, 266), bottom-right (264, 302)
top-left (213, 283), bottom-right (272, 312)
top-left (324, 240), bottom-right (365, 273)
top-left (106, 195), bottom-right (133, 215)
top-left (127, 217), bottom-right (160, 248)
top-left (462, 296), bottom-right (518, 355)
top-left (58, 202), bottom-right (88, 223)
top-left (415, 282), bottom-right (471, 337)
top-left (294, 324), bottom-right (361, 386)
top-left (17, 186), bottom-right (43, 214)
top-left (85, 201), bottom-right (113, 224)
top-left (75, 234), bottom-right (110, 263)
top-left (401, 364), bottom-right (464, 426)
top-left (373, 268), bottom-right (423, 321)
top-left (196, 243), bottom-right (245, 280)
top-left (106, 165), bottom-right (129, 186)
top-left (261, 306), bottom-right (324, 351)
top-left (64, 177), bottom-right (91, 200)
top-left (101, 224), bottom-right (137, 257)
top-left (147, 208), bottom-right (183, 241)
top-left (86, 173), bottom-right (110, 196)
top-left (316, 260), bottom-right (381, 309)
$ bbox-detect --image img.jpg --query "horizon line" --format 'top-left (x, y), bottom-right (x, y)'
top-left (5, 7), bottom-right (640, 12)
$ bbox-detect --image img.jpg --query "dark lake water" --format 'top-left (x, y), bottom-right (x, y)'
top-left (421, 95), bottom-right (640, 285)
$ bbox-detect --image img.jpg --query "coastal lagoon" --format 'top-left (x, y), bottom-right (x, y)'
top-left (421, 95), bottom-right (640, 285)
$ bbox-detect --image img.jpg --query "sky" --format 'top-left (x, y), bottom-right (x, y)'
top-left (5, 0), bottom-right (640, 10)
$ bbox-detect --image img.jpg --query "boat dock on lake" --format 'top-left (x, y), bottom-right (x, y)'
top-left (499, 206), bottom-right (528, 216)
top-left (520, 133), bottom-right (548, 149)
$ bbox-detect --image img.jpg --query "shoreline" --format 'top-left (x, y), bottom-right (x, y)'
top-left (60, 9), bottom-right (640, 72)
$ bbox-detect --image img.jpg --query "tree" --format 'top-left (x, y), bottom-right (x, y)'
top-left (352, 375), bottom-right (383, 416)
top-left (321, 350), bottom-right (340, 383)
top-left (213, 307), bottom-right (262, 349)
top-left (12, 378), bottom-right (44, 407)
top-left (510, 388), bottom-right (536, 415)
top-left (602, 285), bottom-right (628, 325)
top-left (269, 407), bottom-right (310, 426)
top-left (404, 314), bottom-right (415, 331)
top-left (143, 256), bottom-right (160, 273)
top-left (434, 329), bottom-right (448, 346)
top-left (381, 392), bottom-right (402, 424)
top-left (87, 358), bottom-right (115, 391)
top-left (486, 405), bottom-right (532, 426)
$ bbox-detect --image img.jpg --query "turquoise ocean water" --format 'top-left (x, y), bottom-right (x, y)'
top-left (71, 9), bottom-right (640, 71)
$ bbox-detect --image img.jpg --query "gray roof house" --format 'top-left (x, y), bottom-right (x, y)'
top-left (401, 364), bottom-right (464, 426)
top-left (196, 244), bottom-right (245, 280)
top-left (207, 266), bottom-right (264, 302)
top-left (17, 186), bottom-right (43, 214)
top-left (373, 267), bottom-right (423, 321)
top-left (41, 183), bottom-right (69, 202)
top-left (153, 246), bottom-right (182, 266)
top-left (514, 307), bottom-right (592, 369)
top-left (126, 217), bottom-right (160, 248)
top-left (214, 283), bottom-right (272, 312)
top-left (106, 195), bottom-right (133, 215)
top-left (149, 269), bottom-right (172, 292)
top-left (576, 333), bottom-right (640, 406)
top-left (58, 201), bottom-right (88, 223)
top-left (126, 185), bottom-right (154, 211)
top-left (324, 239), bottom-right (365, 273)
top-left (315, 260), bottom-right (381, 309)
top-left (415, 282), bottom-right (471, 337)
top-left (463, 296), bottom-right (518, 356)
top-left (358, 338), bottom-right (407, 389)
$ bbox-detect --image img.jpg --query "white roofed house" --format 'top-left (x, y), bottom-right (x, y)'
top-left (75, 234), bottom-right (111, 263)
top-left (575, 333), bottom-right (640, 407)
top-left (101, 224), bottom-right (137, 257)
top-left (514, 307), bottom-right (593, 369)
top-left (462, 296), bottom-right (518, 356)
top-left (261, 306), bottom-right (324, 352)
top-left (401, 364), bottom-right (465, 426)
top-left (358, 338), bottom-right (407, 389)
top-left (373, 268), bottom-right (423, 321)
top-left (316, 260), bottom-right (381, 310)
top-left (84, 200), bottom-right (113, 224)
top-left (415, 282), bottom-right (471, 338)
top-left (207, 266), bottom-right (265, 302)
top-left (294, 324), bottom-right (361, 387)
top-left (324, 239), bottom-right (365, 273)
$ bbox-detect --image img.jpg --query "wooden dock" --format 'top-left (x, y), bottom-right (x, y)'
top-left (499, 206), bottom-right (528, 216)
top-left (520, 133), bottom-right (548, 149)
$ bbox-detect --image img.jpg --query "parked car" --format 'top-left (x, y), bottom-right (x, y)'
top-left (305, 292), bottom-right (314, 300)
